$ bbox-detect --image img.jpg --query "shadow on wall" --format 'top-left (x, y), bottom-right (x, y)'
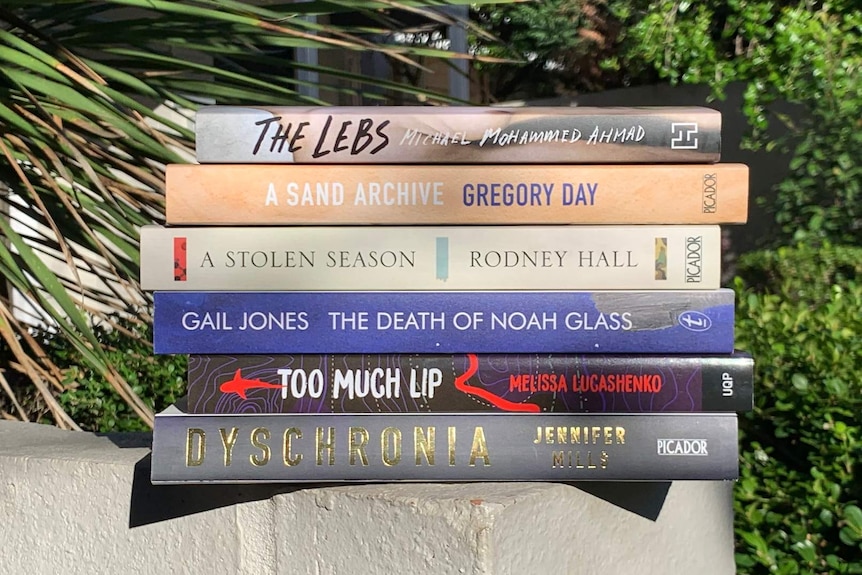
top-left (126, 452), bottom-right (671, 527)
top-left (106, 430), bottom-right (670, 527)
top-left (524, 83), bottom-right (798, 282)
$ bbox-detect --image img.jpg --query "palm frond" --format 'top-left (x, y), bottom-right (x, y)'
top-left (0, 0), bottom-right (505, 429)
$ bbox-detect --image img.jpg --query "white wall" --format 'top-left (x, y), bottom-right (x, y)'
top-left (0, 420), bottom-right (735, 575)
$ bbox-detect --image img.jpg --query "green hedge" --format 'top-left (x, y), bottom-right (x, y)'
top-left (734, 243), bottom-right (862, 574)
top-left (46, 319), bottom-right (186, 432)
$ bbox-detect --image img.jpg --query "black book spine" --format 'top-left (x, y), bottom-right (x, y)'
top-left (186, 353), bottom-right (754, 414)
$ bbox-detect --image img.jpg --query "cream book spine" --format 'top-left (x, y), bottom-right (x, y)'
top-left (140, 225), bottom-right (722, 291)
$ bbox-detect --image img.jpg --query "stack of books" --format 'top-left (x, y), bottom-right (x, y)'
top-left (142, 106), bottom-right (753, 483)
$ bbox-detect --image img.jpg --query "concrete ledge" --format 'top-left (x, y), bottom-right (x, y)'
top-left (0, 421), bottom-right (734, 574)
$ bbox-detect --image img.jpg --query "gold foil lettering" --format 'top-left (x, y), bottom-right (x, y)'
top-left (219, 427), bottom-right (238, 466)
top-left (186, 428), bottom-right (205, 467)
top-left (575, 451), bottom-right (584, 468)
top-left (556, 426), bottom-right (567, 444)
top-left (591, 426), bottom-right (601, 444)
top-left (552, 450), bottom-right (564, 468)
top-left (603, 427), bottom-right (613, 445)
top-left (469, 427), bottom-right (490, 466)
top-left (283, 427), bottom-right (302, 466)
top-left (545, 426), bottom-right (554, 444)
top-left (316, 426), bottom-right (336, 465)
top-left (533, 426), bottom-right (541, 444)
top-left (349, 427), bottom-right (369, 466)
top-left (616, 427), bottom-right (626, 444)
top-left (250, 427), bottom-right (271, 466)
top-left (415, 426), bottom-right (435, 466)
top-left (551, 450), bottom-right (610, 469)
top-left (381, 427), bottom-right (402, 466)
top-left (448, 426), bottom-right (456, 466)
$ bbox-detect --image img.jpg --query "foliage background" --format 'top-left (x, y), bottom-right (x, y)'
top-left (734, 245), bottom-right (861, 573)
top-left (473, 0), bottom-right (862, 248)
top-left (472, 2), bottom-right (862, 571)
top-left (0, 0), bottom-right (502, 429)
top-left (2, 1), bottom-right (860, 573)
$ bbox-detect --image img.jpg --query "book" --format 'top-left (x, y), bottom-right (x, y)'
top-left (186, 352), bottom-right (754, 414)
top-left (193, 106), bottom-right (721, 164)
top-left (165, 163), bottom-right (748, 225)
top-left (140, 225), bottom-right (722, 291)
top-left (153, 290), bottom-right (735, 354)
top-left (150, 405), bottom-right (740, 483)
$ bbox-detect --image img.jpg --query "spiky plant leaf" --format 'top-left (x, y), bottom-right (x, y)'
top-left (0, 1), bottom-right (510, 429)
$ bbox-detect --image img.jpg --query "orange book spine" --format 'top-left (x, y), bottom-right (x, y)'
top-left (165, 164), bottom-right (748, 225)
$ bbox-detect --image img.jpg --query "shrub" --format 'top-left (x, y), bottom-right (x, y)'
top-left (43, 318), bottom-right (186, 433)
top-left (734, 243), bottom-right (862, 573)
top-left (737, 243), bottom-right (862, 302)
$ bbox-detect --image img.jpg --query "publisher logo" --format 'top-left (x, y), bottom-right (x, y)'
top-left (657, 439), bottom-right (709, 456)
top-left (670, 123), bottom-right (699, 149)
top-left (678, 310), bottom-right (712, 332)
top-left (702, 173), bottom-right (717, 213)
top-left (685, 236), bottom-right (702, 283)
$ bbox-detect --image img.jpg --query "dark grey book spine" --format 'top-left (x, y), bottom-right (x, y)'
top-left (151, 408), bottom-right (739, 483)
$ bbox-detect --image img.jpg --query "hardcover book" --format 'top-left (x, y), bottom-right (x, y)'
top-left (153, 290), bottom-right (735, 354)
top-left (140, 225), bottom-right (722, 291)
top-left (194, 106), bottom-right (721, 164)
top-left (150, 406), bottom-right (740, 483)
top-left (186, 352), bottom-right (754, 414)
top-left (165, 163), bottom-right (748, 225)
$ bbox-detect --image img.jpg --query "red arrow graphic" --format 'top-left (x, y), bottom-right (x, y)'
top-left (454, 354), bottom-right (540, 412)
top-left (219, 369), bottom-right (283, 399)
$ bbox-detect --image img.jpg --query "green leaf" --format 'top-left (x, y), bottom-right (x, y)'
top-left (0, 0), bottom-right (525, 433)
top-left (740, 530), bottom-right (770, 556)
top-left (791, 539), bottom-right (816, 563)
top-left (845, 505), bottom-right (862, 531)
top-left (0, 218), bottom-right (102, 350)
top-left (791, 373), bottom-right (809, 391)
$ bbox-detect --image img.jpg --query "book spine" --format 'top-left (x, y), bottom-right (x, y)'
top-left (194, 106), bottom-right (721, 164)
top-left (153, 290), bottom-right (735, 354)
top-left (165, 164), bottom-right (748, 225)
top-left (150, 411), bottom-right (739, 483)
top-left (140, 225), bottom-right (722, 291)
top-left (186, 353), bottom-right (754, 414)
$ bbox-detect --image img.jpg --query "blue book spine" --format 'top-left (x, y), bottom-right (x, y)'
top-left (153, 290), bottom-right (734, 354)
